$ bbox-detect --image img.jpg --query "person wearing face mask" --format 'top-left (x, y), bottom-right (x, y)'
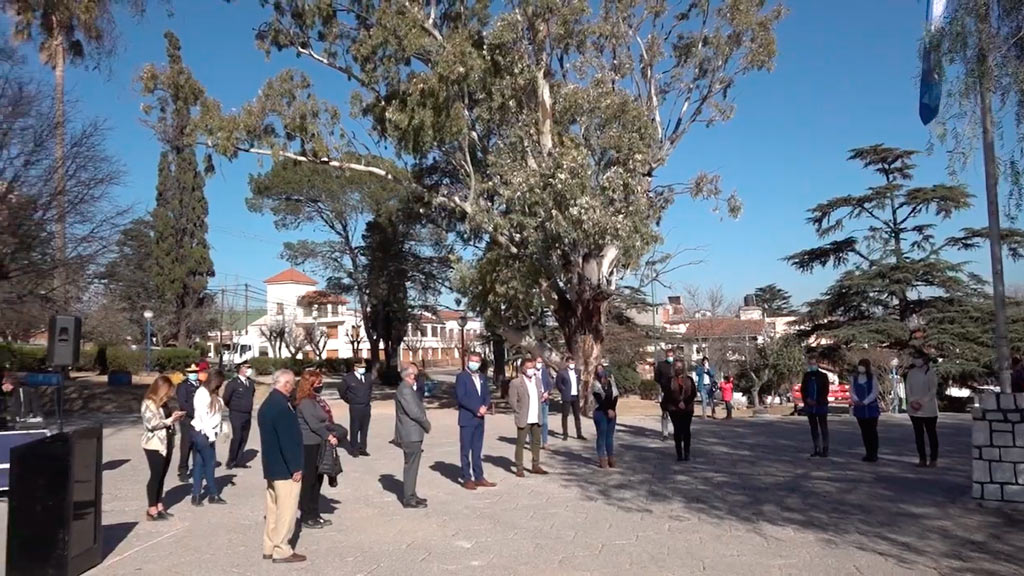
top-left (592, 361), bottom-right (620, 469)
top-left (455, 351), bottom-right (496, 490)
top-left (800, 353), bottom-right (831, 458)
top-left (509, 358), bottom-right (548, 477)
top-left (296, 370), bottom-right (341, 528)
top-left (906, 350), bottom-right (939, 467)
top-left (654, 348), bottom-right (677, 441)
top-left (535, 355), bottom-right (555, 449)
top-left (850, 358), bottom-right (880, 462)
top-left (555, 355), bottom-right (586, 441)
top-left (223, 361), bottom-right (257, 470)
top-left (396, 363), bottom-right (431, 508)
top-left (176, 363), bottom-right (202, 482)
top-left (695, 357), bottom-right (718, 419)
top-left (339, 359), bottom-right (375, 457)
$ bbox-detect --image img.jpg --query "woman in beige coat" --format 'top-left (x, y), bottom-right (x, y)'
top-left (141, 375), bottom-right (186, 520)
top-left (906, 350), bottom-right (940, 467)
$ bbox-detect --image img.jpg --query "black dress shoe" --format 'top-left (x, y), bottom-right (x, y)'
top-left (146, 511), bottom-right (168, 521)
top-left (190, 496), bottom-right (204, 507)
top-left (178, 474), bottom-right (190, 483)
top-left (302, 519), bottom-right (325, 529)
top-left (159, 509), bottom-right (174, 518)
top-left (413, 495), bottom-right (428, 504)
top-left (359, 449), bottom-right (370, 457)
top-left (208, 495), bottom-right (227, 505)
top-left (225, 462), bottom-right (236, 470)
top-left (317, 516), bottom-right (333, 527)
top-left (576, 435), bottom-right (587, 441)
top-left (403, 499), bottom-right (427, 509)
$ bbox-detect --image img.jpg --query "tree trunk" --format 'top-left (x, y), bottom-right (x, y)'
top-left (491, 332), bottom-right (507, 398)
top-left (53, 36), bottom-right (67, 309)
top-left (368, 335), bottom-right (380, 363)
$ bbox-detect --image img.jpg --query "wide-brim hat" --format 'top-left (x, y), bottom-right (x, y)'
top-left (185, 363), bottom-right (200, 372)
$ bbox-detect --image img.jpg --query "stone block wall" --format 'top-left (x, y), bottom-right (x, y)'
top-left (972, 392), bottom-right (1024, 503)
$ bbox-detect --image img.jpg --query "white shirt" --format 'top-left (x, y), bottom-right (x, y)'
top-left (569, 370), bottom-right (578, 396)
top-left (472, 372), bottom-right (481, 395)
top-left (525, 375), bottom-right (540, 425)
top-left (191, 386), bottom-right (223, 442)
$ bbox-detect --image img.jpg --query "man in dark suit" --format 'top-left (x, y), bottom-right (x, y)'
top-left (392, 362), bottom-right (426, 446)
top-left (339, 359), bottom-right (374, 457)
top-left (454, 351), bottom-right (495, 490)
top-left (257, 368), bottom-right (305, 564)
top-left (536, 354), bottom-right (554, 449)
top-left (654, 348), bottom-right (677, 442)
top-left (223, 361), bottom-right (257, 469)
top-left (176, 363), bottom-right (201, 482)
top-left (395, 364), bottom-right (431, 509)
top-left (555, 356), bottom-right (585, 441)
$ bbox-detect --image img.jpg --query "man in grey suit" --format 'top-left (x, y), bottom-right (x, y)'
top-left (508, 358), bottom-right (549, 477)
top-left (395, 364), bottom-right (431, 509)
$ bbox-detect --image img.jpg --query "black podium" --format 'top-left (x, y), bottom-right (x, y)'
top-left (6, 426), bottom-right (103, 576)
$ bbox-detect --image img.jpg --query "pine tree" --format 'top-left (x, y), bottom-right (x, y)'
top-left (753, 284), bottom-right (797, 316)
top-left (145, 31), bottom-right (213, 345)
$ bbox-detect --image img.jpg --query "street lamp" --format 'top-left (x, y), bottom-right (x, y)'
top-left (457, 312), bottom-right (469, 370)
top-left (143, 309), bottom-right (154, 373)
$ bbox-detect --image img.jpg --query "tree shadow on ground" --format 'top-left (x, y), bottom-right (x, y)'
top-left (544, 415), bottom-right (1021, 576)
top-left (378, 474), bottom-right (403, 503)
top-left (101, 458), bottom-right (131, 471)
top-left (429, 460), bottom-right (463, 485)
top-left (102, 522), bottom-right (137, 560)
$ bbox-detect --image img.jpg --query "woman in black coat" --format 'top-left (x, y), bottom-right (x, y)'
top-left (664, 366), bottom-right (697, 461)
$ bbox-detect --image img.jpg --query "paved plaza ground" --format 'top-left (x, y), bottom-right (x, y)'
top-left (2, 393), bottom-right (1021, 576)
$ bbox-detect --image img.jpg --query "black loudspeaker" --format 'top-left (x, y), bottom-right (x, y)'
top-left (46, 316), bottom-right (82, 368)
top-left (6, 426), bottom-right (103, 576)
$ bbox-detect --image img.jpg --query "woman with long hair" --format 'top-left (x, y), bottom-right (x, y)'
top-left (664, 366), bottom-right (697, 461)
top-left (141, 375), bottom-right (186, 520)
top-left (592, 361), bottom-right (619, 469)
top-left (851, 358), bottom-right (881, 462)
top-left (190, 369), bottom-right (227, 506)
top-left (296, 369), bottom-right (342, 529)
top-left (906, 350), bottom-right (939, 467)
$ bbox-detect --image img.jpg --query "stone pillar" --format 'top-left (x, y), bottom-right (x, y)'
top-left (972, 391), bottom-right (1024, 503)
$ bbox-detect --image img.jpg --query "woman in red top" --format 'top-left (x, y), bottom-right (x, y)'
top-left (720, 375), bottom-right (735, 420)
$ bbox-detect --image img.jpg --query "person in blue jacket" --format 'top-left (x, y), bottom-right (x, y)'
top-left (454, 352), bottom-right (496, 490)
top-left (695, 357), bottom-right (717, 419)
top-left (536, 354), bottom-right (555, 449)
top-left (850, 358), bottom-right (881, 462)
top-left (800, 353), bottom-right (831, 458)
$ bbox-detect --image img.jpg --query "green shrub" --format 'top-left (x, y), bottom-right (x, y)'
top-left (106, 347), bottom-right (144, 373)
top-left (312, 358), bottom-right (347, 374)
top-left (638, 379), bottom-right (661, 400)
top-left (75, 347), bottom-right (97, 371)
top-left (152, 348), bottom-right (200, 372)
top-left (250, 357), bottom-right (307, 376)
top-left (0, 344), bottom-right (48, 371)
top-left (609, 363), bottom-right (642, 395)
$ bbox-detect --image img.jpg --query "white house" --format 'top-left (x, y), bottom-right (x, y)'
top-left (228, 267), bottom-right (482, 365)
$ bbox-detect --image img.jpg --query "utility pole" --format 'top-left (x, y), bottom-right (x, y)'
top-left (977, 3), bottom-right (1012, 393)
top-left (219, 287), bottom-right (226, 368)
top-left (244, 283), bottom-right (249, 335)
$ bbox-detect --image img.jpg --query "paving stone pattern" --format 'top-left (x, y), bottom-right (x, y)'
top-left (2, 403), bottom-right (1020, 576)
top-left (972, 392), bottom-right (1024, 503)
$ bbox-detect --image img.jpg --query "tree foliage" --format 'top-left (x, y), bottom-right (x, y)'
top-left (753, 283), bottom-right (796, 316)
top-left (735, 333), bottom-right (804, 407)
top-left (786, 145), bottom-right (991, 353)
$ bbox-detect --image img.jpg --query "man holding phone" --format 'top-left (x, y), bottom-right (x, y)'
top-left (258, 369), bottom-right (306, 564)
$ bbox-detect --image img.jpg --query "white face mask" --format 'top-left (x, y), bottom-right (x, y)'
top-left (536, 361), bottom-right (543, 368)
top-left (567, 363), bottom-right (576, 371)
top-left (525, 368), bottom-right (536, 378)
top-left (356, 367), bottom-right (366, 375)
top-left (857, 366), bottom-right (866, 374)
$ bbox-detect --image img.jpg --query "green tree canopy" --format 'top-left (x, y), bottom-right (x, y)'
top-left (753, 283), bottom-right (797, 316)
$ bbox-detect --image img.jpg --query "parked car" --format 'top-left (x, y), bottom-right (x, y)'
top-left (791, 381), bottom-right (851, 412)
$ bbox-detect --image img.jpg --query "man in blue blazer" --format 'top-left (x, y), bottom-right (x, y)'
top-left (454, 351), bottom-right (496, 490)
top-left (536, 354), bottom-right (554, 448)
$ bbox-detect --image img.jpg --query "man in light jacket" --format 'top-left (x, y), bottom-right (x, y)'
top-left (395, 364), bottom-right (431, 509)
top-left (508, 358), bottom-right (549, 477)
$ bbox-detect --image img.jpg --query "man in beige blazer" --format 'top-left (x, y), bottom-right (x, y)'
top-left (508, 358), bottom-right (549, 477)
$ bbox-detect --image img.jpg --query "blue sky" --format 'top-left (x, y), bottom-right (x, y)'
top-left (19, 0), bottom-right (1023, 308)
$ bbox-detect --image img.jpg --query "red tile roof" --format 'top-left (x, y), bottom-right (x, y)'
top-left (264, 268), bottom-right (318, 286)
top-left (298, 290), bottom-right (349, 306)
top-left (674, 317), bottom-right (765, 339)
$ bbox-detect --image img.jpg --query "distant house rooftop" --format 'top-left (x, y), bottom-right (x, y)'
top-left (264, 267), bottom-right (317, 286)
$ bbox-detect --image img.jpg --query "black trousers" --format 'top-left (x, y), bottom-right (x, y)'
top-left (668, 410), bottom-right (693, 458)
top-left (177, 420), bottom-right (194, 476)
top-left (350, 405), bottom-right (371, 452)
top-left (910, 416), bottom-right (939, 462)
top-left (856, 417), bottom-right (879, 458)
top-left (562, 396), bottom-right (582, 438)
top-left (299, 443), bottom-right (324, 521)
top-left (807, 414), bottom-right (829, 452)
top-left (227, 411), bottom-right (252, 465)
top-left (724, 401), bottom-right (734, 419)
top-left (144, 446), bottom-right (174, 508)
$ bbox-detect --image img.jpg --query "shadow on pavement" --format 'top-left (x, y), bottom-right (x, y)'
top-left (378, 474), bottom-right (403, 503)
top-left (428, 460), bottom-right (463, 485)
top-left (101, 458), bottom-right (131, 472)
top-left (543, 415), bottom-right (1020, 576)
top-left (102, 522), bottom-right (137, 560)
top-left (481, 454), bottom-right (516, 475)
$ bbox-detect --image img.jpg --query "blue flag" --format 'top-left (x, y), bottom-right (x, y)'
top-left (919, 0), bottom-right (948, 125)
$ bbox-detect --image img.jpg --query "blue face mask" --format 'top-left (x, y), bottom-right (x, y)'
top-left (808, 365), bottom-right (818, 372)
top-left (666, 357), bottom-right (674, 363)
top-left (187, 373), bottom-right (198, 382)
top-left (467, 361), bottom-right (481, 373)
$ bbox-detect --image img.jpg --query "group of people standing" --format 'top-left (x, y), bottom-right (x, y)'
top-left (800, 350), bottom-right (940, 467)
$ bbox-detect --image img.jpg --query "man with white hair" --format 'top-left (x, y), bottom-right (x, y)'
top-left (257, 369), bottom-right (305, 563)
top-left (395, 364), bottom-right (431, 509)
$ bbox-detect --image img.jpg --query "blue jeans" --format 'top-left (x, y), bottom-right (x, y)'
top-left (190, 429), bottom-right (218, 499)
top-left (699, 387), bottom-right (713, 416)
top-left (593, 410), bottom-right (616, 459)
top-left (540, 402), bottom-right (550, 445)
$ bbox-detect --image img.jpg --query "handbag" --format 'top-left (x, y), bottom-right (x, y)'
top-left (318, 439), bottom-right (343, 477)
top-left (218, 406), bottom-right (232, 444)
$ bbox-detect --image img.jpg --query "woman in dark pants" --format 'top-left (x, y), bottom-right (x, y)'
top-left (296, 370), bottom-right (342, 529)
top-left (664, 366), bottom-right (697, 461)
top-left (850, 358), bottom-right (881, 462)
top-left (592, 362), bottom-right (619, 469)
top-left (800, 353), bottom-right (831, 458)
top-left (141, 375), bottom-right (186, 520)
top-left (906, 350), bottom-right (939, 467)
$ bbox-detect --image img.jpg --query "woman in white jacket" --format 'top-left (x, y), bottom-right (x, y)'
top-left (905, 350), bottom-right (939, 468)
top-left (191, 369), bottom-right (227, 506)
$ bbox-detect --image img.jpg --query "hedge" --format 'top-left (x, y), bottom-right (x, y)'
top-left (0, 344), bottom-right (47, 371)
top-left (250, 357), bottom-right (307, 376)
top-left (609, 363), bottom-right (642, 395)
top-left (103, 347), bottom-right (200, 373)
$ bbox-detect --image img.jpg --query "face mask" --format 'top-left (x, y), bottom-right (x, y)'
top-left (241, 368), bottom-right (250, 378)
top-left (187, 373), bottom-right (198, 382)
top-left (525, 368), bottom-right (536, 378)
top-left (467, 361), bottom-right (481, 372)
top-left (567, 363), bottom-right (576, 371)
top-left (808, 365), bottom-right (818, 372)
top-left (913, 358), bottom-right (924, 367)
top-left (666, 357), bottom-right (674, 363)
top-left (601, 361), bottom-right (609, 367)
top-left (313, 385), bottom-right (323, 394)
top-left (355, 367), bottom-right (366, 375)
top-left (857, 366), bottom-right (866, 374)
top-left (536, 361), bottom-right (544, 368)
